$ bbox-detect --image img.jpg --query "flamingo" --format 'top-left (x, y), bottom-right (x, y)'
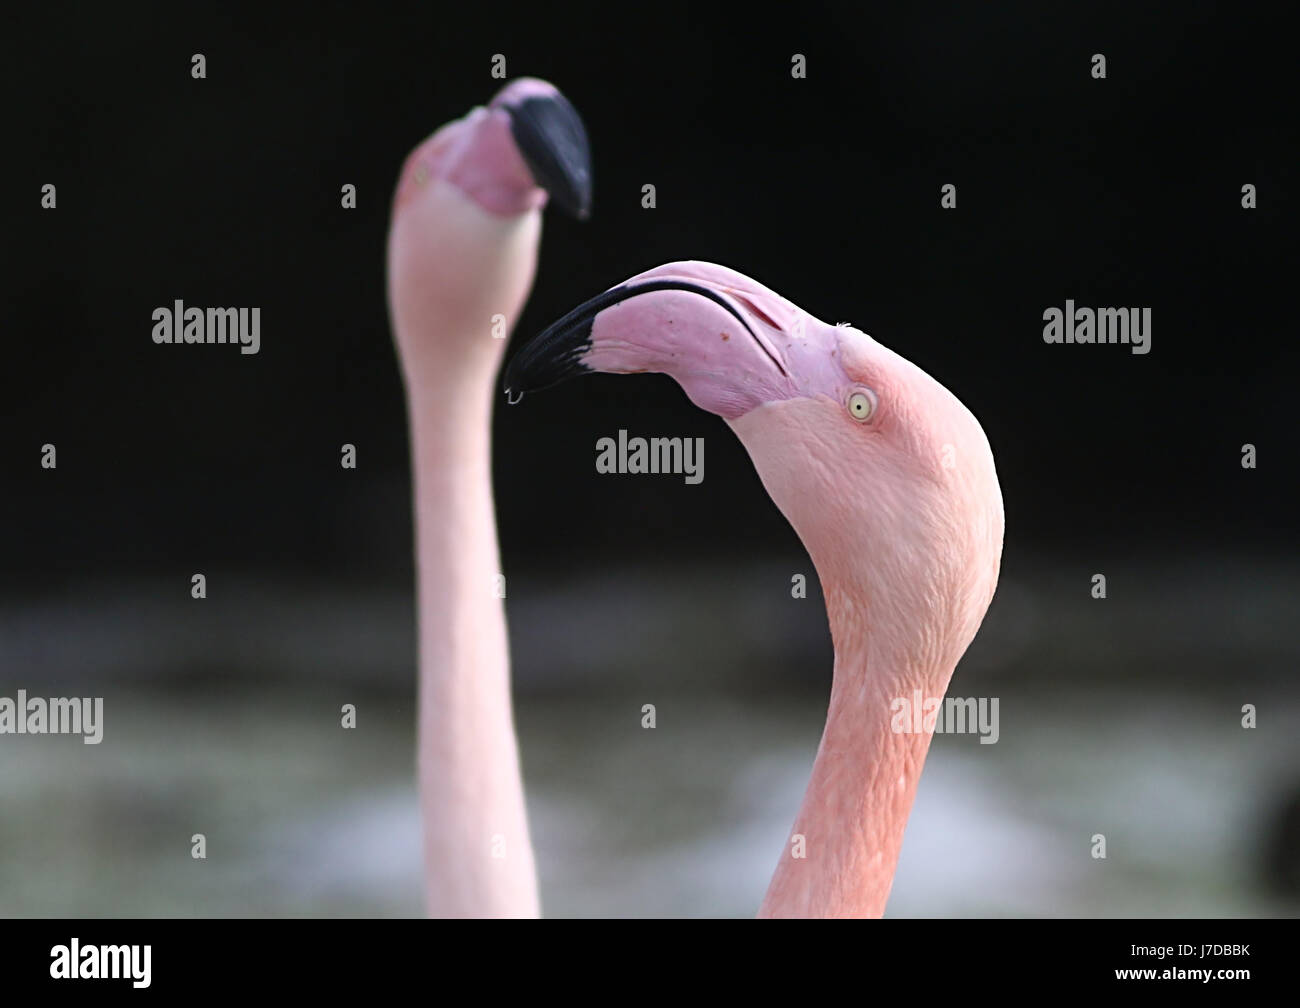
top-left (504, 261), bottom-right (1004, 917)
top-left (386, 78), bottom-right (591, 917)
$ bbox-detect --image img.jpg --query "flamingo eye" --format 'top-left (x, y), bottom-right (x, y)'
top-left (847, 389), bottom-right (877, 422)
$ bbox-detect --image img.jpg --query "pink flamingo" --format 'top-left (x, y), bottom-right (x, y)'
top-left (505, 261), bottom-right (1004, 917)
top-left (387, 79), bottom-right (591, 917)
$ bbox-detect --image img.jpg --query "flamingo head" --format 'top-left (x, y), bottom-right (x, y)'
top-left (505, 261), bottom-right (1004, 669)
top-left (393, 77), bottom-right (592, 219)
top-left (388, 80), bottom-right (592, 379)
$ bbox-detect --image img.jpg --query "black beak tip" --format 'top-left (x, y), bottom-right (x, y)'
top-left (504, 92), bottom-right (593, 220)
top-left (503, 278), bottom-right (765, 403)
top-left (504, 314), bottom-right (597, 401)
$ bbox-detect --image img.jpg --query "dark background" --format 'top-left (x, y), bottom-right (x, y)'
top-left (1, 3), bottom-right (1296, 916)
top-left (6, 2), bottom-right (1295, 587)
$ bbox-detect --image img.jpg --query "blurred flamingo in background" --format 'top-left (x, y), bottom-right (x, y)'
top-left (387, 78), bottom-right (591, 917)
top-left (506, 261), bottom-right (1004, 916)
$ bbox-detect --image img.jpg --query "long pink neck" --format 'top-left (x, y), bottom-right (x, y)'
top-left (405, 347), bottom-right (540, 918)
top-left (390, 172), bottom-right (543, 917)
top-left (758, 585), bottom-right (950, 918)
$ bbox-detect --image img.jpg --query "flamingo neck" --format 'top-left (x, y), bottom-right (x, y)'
top-left (404, 352), bottom-right (541, 918)
top-left (758, 582), bottom-right (951, 918)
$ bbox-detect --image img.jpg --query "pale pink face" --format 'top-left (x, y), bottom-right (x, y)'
top-left (505, 260), bottom-right (990, 461)
top-left (506, 261), bottom-right (1005, 659)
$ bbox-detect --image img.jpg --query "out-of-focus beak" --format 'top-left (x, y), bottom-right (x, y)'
top-left (492, 79), bottom-right (593, 220)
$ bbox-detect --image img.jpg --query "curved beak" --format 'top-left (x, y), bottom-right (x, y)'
top-left (492, 79), bottom-right (593, 220)
top-left (504, 262), bottom-right (803, 419)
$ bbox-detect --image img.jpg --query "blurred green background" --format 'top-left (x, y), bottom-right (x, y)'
top-left (2, 557), bottom-right (1296, 916)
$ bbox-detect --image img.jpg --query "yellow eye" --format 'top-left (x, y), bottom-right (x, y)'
top-left (847, 389), bottom-right (877, 422)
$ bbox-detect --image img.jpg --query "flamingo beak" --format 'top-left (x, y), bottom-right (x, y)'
top-left (492, 81), bottom-right (593, 220)
top-left (503, 263), bottom-right (807, 419)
